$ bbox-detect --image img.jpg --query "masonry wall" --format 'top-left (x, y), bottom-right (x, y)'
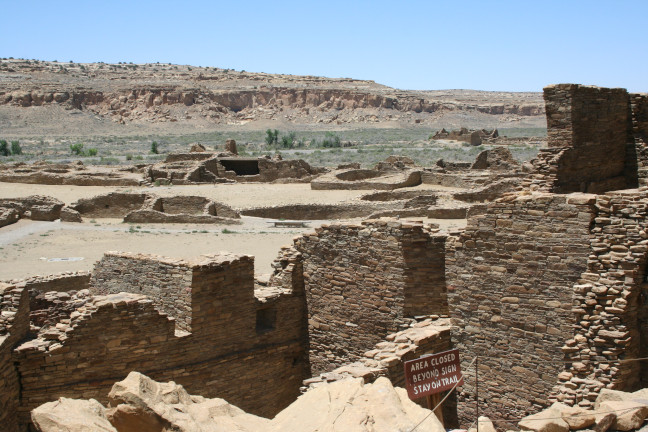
top-left (91, 253), bottom-right (194, 332)
top-left (551, 188), bottom-right (648, 406)
top-left (0, 284), bottom-right (30, 432)
top-left (294, 220), bottom-right (446, 374)
top-left (542, 84), bottom-right (632, 193)
top-left (7, 271), bottom-right (91, 293)
top-left (13, 253), bottom-right (309, 430)
top-left (446, 193), bottom-right (595, 425)
top-left (631, 94), bottom-right (648, 186)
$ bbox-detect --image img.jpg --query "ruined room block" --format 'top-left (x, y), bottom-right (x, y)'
top-left (543, 84), bottom-right (632, 193)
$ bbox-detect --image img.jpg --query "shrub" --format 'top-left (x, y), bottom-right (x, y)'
top-left (10, 141), bottom-right (22, 155)
top-left (87, 148), bottom-right (97, 156)
top-left (265, 129), bottom-right (279, 146)
top-left (70, 143), bottom-right (84, 155)
top-left (151, 141), bottom-right (159, 154)
top-left (0, 140), bottom-right (9, 156)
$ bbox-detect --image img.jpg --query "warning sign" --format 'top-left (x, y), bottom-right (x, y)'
top-left (403, 349), bottom-right (463, 399)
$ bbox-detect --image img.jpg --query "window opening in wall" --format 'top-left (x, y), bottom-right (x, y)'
top-left (256, 307), bottom-right (276, 333)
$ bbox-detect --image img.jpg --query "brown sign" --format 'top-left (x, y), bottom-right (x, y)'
top-left (403, 349), bottom-right (463, 399)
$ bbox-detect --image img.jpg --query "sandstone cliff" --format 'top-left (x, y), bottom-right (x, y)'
top-left (0, 58), bottom-right (544, 135)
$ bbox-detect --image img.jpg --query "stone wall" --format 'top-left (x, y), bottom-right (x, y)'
top-left (5, 271), bottom-right (90, 292)
top-left (542, 84), bottom-right (631, 193)
top-left (91, 252), bottom-right (195, 332)
top-left (12, 253), bottom-right (308, 430)
top-left (551, 188), bottom-right (648, 407)
top-left (294, 219), bottom-right (446, 374)
top-left (446, 193), bottom-right (596, 424)
top-left (0, 283), bottom-right (30, 432)
top-left (631, 94), bottom-right (648, 186)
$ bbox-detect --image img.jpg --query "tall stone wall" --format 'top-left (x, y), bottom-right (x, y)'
top-left (91, 252), bottom-right (194, 332)
top-left (446, 193), bottom-right (596, 424)
top-left (0, 283), bottom-right (30, 432)
top-left (552, 188), bottom-right (648, 406)
top-left (12, 253), bottom-right (309, 430)
top-left (294, 219), bottom-right (446, 374)
top-left (631, 94), bottom-right (648, 186)
top-left (541, 84), bottom-right (631, 193)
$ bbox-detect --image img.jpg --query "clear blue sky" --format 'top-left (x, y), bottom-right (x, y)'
top-left (1, 0), bottom-right (646, 92)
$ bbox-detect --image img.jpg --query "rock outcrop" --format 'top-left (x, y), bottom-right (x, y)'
top-left (31, 372), bottom-right (444, 432)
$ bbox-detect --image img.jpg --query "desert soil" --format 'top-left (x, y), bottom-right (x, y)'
top-left (0, 182), bottom-right (465, 280)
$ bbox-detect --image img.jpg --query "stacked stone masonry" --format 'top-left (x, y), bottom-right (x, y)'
top-left (294, 219), bottom-right (447, 374)
top-left (551, 188), bottom-right (648, 407)
top-left (446, 192), bottom-right (596, 425)
top-left (531, 85), bottom-right (648, 193)
top-left (7, 252), bottom-right (309, 430)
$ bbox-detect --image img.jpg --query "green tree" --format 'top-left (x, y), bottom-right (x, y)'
top-left (151, 141), bottom-right (159, 154)
top-left (265, 129), bottom-right (279, 146)
top-left (10, 140), bottom-right (22, 155)
top-left (70, 143), bottom-right (84, 155)
top-left (0, 140), bottom-right (9, 156)
top-left (281, 132), bottom-right (297, 149)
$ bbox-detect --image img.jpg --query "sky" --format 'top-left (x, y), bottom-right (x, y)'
top-left (1, 0), bottom-right (646, 92)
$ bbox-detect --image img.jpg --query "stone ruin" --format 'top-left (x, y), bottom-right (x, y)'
top-left (0, 160), bottom-right (144, 186)
top-left (148, 143), bottom-right (327, 184)
top-left (2, 83), bottom-right (648, 431)
top-left (431, 127), bottom-right (499, 146)
top-left (69, 191), bottom-right (241, 224)
top-left (311, 155), bottom-right (423, 190)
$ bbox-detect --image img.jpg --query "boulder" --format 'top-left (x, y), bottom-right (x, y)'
top-left (272, 377), bottom-right (444, 432)
top-left (519, 404), bottom-right (569, 432)
top-left (60, 207), bottom-right (82, 222)
top-left (595, 388), bottom-right (648, 409)
top-left (593, 413), bottom-right (616, 432)
top-left (554, 402), bottom-right (596, 430)
top-left (468, 416), bottom-right (497, 432)
top-left (598, 400), bottom-right (648, 431)
top-left (107, 371), bottom-right (268, 432)
top-left (31, 398), bottom-right (117, 432)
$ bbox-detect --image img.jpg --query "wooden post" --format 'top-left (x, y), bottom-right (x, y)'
top-left (427, 392), bottom-right (445, 427)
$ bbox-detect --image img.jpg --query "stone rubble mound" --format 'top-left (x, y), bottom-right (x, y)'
top-left (31, 372), bottom-right (444, 432)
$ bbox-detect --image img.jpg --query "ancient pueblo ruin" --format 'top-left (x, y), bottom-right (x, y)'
top-left (1, 82), bottom-right (648, 431)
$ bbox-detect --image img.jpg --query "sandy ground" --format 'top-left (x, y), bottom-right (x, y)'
top-left (0, 182), bottom-right (465, 280)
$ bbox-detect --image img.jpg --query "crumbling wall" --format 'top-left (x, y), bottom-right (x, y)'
top-left (0, 283), bottom-right (30, 432)
top-left (552, 189), bottom-right (648, 407)
top-left (91, 253), bottom-right (195, 332)
top-left (631, 94), bottom-right (648, 186)
top-left (71, 192), bottom-right (152, 218)
top-left (294, 220), bottom-right (446, 374)
top-left (536, 84), bottom-right (632, 193)
top-left (6, 271), bottom-right (91, 293)
top-left (13, 253), bottom-right (308, 429)
top-left (446, 193), bottom-right (596, 424)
